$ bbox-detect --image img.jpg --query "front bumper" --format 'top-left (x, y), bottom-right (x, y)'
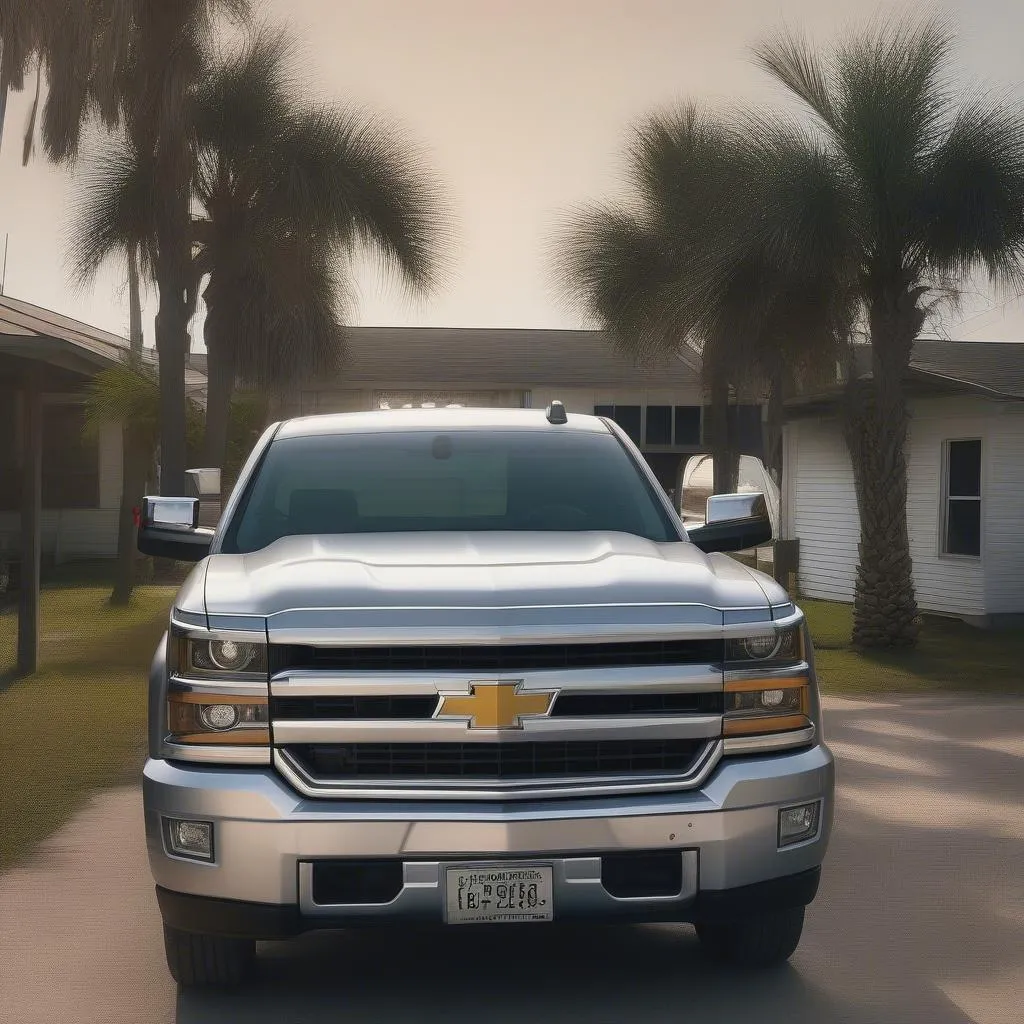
top-left (144, 743), bottom-right (834, 937)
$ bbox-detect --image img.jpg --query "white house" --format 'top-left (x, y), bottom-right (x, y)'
top-left (781, 341), bottom-right (1024, 627)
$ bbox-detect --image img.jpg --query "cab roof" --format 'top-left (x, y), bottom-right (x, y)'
top-left (275, 406), bottom-right (612, 439)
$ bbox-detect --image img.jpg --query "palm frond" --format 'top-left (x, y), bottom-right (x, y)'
top-left (917, 91), bottom-right (1024, 292)
top-left (272, 102), bottom-right (451, 295)
top-left (752, 24), bottom-right (837, 130)
top-left (65, 127), bottom-right (159, 285)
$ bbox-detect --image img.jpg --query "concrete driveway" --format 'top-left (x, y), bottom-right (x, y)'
top-left (2, 694), bottom-right (1022, 1024)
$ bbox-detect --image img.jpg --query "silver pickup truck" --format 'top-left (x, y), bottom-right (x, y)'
top-left (139, 404), bottom-right (834, 989)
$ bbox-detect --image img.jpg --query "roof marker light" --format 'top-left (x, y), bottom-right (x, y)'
top-left (546, 400), bottom-right (568, 424)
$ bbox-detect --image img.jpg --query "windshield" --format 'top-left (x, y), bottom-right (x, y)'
top-left (221, 428), bottom-right (681, 553)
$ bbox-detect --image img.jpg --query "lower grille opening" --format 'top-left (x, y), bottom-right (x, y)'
top-left (600, 851), bottom-right (684, 899)
top-left (311, 859), bottom-right (404, 905)
top-left (286, 739), bottom-right (706, 782)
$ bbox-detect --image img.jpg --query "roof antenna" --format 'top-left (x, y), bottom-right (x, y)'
top-left (545, 400), bottom-right (567, 424)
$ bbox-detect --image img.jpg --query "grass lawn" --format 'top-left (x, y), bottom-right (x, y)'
top-left (801, 598), bottom-right (1024, 696)
top-left (0, 585), bottom-right (175, 869)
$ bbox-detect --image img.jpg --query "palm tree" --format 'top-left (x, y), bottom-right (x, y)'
top-left (745, 15), bottom-right (1024, 647)
top-left (556, 104), bottom-right (849, 497)
top-left (12, 0), bottom-right (252, 497)
top-left (70, 27), bottom-right (447, 493)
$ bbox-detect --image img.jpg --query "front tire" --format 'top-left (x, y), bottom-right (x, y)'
top-left (695, 906), bottom-right (805, 968)
top-left (163, 924), bottom-right (256, 989)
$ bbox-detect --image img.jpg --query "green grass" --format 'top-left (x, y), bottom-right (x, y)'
top-left (801, 598), bottom-right (1024, 695)
top-left (0, 586), bottom-right (175, 869)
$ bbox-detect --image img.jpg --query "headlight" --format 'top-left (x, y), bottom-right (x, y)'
top-left (726, 626), bottom-right (802, 664)
top-left (722, 675), bottom-right (811, 737)
top-left (166, 690), bottom-right (269, 745)
top-left (194, 639), bottom-right (262, 673)
top-left (169, 629), bottom-right (267, 678)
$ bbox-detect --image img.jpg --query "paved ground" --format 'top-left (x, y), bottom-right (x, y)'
top-left (1, 694), bottom-right (1022, 1024)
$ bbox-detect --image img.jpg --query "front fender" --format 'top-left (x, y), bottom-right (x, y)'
top-left (148, 631), bottom-right (169, 761)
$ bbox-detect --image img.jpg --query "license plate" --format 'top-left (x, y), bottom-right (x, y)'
top-left (444, 864), bottom-right (554, 924)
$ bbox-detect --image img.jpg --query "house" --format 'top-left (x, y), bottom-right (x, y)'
top-left (2, 310), bottom-right (767, 564)
top-left (189, 326), bottom-right (766, 497)
top-left (781, 341), bottom-right (1024, 626)
top-left (0, 295), bottom-right (207, 563)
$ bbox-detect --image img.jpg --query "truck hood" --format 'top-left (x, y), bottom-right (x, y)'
top-left (199, 532), bottom-right (785, 644)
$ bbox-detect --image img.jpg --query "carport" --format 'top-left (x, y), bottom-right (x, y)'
top-left (0, 296), bottom-right (128, 678)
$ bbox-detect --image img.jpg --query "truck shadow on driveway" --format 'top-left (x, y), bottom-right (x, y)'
top-left (176, 923), bottom-right (858, 1024)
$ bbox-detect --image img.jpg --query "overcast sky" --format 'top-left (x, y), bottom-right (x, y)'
top-left (1, 0), bottom-right (1023, 346)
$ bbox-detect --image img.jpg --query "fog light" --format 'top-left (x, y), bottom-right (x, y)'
top-left (164, 817), bottom-right (214, 861)
top-left (778, 802), bottom-right (820, 847)
top-left (198, 703), bottom-right (239, 731)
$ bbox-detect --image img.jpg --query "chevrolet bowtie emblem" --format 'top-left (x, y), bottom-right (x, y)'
top-left (436, 681), bottom-right (555, 730)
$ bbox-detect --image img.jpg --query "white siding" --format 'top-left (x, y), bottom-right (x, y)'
top-left (904, 398), bottom-right (987, 616)
top-left (984, 403), bottom-right (1024, 614)
top-left (784, 418), bottom-right (859, 601)
top-left (786, 395), bottom-right (1019, 619)
top-left (0, 510), bottom-right (119, 560)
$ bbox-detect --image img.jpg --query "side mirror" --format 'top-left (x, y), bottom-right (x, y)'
top-left (686, 492), bottom-right (772, 554)
top-left (137, 496), bottom-right (214, 562)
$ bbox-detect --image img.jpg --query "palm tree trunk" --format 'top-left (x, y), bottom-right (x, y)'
top-left (154, 231), bottom-right (189, 497)
top-left (128, 245), bottom-right (143, 351)
top-left (708, 373), bottom-right (739, 495)
top-left (109, 249), bottom-right (147, 605)
top-left (843, 294), bottom-right (922, 649)
top-left (110, 430), bottom-right (147, 605)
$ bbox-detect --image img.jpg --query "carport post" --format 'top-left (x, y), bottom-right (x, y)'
top-left (17, 364), bottom-right (42, 677)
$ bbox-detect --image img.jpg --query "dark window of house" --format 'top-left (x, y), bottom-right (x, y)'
top-left (674, 406), bottom-right (701, 446)
top-left (42, 403), bottom-right (100, 509)
top-left (611, 405), bottom-right (642, 445)
top-left (594, 404), bottom-right (614, 419)
top-left (943, 439), bottom-right (981, 557)
top-left (645, 405), bottom-right (672, 446)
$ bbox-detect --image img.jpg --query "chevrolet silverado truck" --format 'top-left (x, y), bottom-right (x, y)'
top-left (138, 403), bottom-right (834, 989)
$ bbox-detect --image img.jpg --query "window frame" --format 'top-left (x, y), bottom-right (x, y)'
top-left (939, 437), bottom-right (983, 560)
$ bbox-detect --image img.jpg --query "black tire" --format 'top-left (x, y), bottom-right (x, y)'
top-left (695, 906), bottom-right (805, 968)
top-left (163, 924), bottom-right (256, 989)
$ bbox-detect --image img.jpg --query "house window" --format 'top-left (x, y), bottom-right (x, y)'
top-left (674, 406), bottom-right (702, 446)
top-left (942, 439), bottom-right (981, 557)
top-left (645, 405), bottom-right (673, 446)
top-left (593, 405), bottom-right (642, 446)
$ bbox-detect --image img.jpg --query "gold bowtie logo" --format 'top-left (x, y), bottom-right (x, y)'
top-left (436, 681), bottom-right (555, 730)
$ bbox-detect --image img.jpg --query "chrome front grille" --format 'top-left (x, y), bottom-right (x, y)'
top-left (268, 644), bottom-right (725, 801)
top-left (286, 739), bottom-right (707, 781)
top-left (269, 637), bottom-right (724, 673)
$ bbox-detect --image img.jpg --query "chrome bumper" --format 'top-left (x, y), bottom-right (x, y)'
top-left (143, 743), bottom-right (834, 924)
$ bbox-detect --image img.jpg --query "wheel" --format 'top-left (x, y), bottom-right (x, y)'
top-left (695, 906), bottom-right (805, 968)
top-left (162, 924), bottom-right (256, 989)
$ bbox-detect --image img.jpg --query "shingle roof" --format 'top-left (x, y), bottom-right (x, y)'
top-left (903, 340), bottom-right (1024, 399)
top-left (0, 295), bottom-right (208, 405)
top-left (792, 339), bottom-right (1024, 408)
top-left (187, 327), bottom-right (702, 388)
top-left (0, 294), bottom-right (130, 370)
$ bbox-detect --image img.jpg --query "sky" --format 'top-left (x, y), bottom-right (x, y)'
top-left (1, 0), bottom-right (1023, 347)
